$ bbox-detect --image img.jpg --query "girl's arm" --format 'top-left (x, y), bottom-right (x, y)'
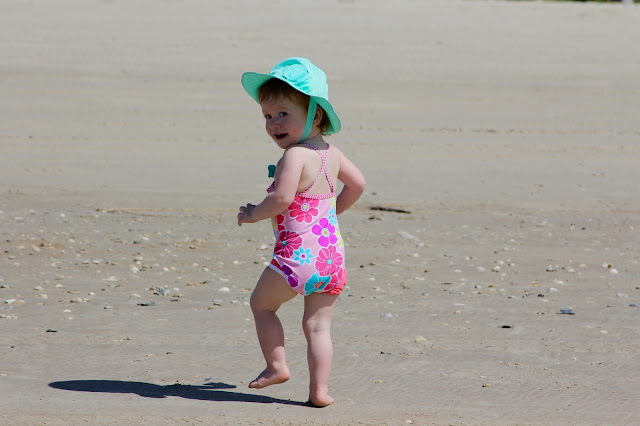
top-left (335, 150), bottom-right (366, 215)
top-left (237, 149), bottom-right (303, 226)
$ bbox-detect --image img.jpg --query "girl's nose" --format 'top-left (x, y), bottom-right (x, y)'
top-left (270, 118), bottom-right (281, 129)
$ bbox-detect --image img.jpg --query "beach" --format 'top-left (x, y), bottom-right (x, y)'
top-left (1, 0), bottom-right (639, 424)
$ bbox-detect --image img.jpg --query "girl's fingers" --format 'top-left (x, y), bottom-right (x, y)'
top-left (237, 203), bottom-right (254, 226)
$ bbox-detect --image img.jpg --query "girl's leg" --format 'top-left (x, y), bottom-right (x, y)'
top-left (303, 292), bottom-right (339, 407)
top-left (249, 267), bottom-right (297, 389)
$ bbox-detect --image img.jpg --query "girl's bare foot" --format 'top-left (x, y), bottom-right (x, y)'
top-left (248, 367), bottom-right (290, 389)
top-left (307, 393), bottom-right (334, 407)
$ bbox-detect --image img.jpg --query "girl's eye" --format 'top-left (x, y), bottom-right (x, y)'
top-left (264, 112), bottom-right (287, 119)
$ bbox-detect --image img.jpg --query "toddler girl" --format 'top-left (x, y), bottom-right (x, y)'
top-left (237, 57), bottom-right (365, 407)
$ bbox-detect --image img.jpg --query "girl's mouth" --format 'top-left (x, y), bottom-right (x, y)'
top-left (275, 133), bottom-right (287, 141)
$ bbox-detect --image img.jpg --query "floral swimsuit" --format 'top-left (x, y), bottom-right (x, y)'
top-left (267, 143), bottom-right (347, 296)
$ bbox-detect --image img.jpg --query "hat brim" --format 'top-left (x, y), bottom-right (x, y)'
top-left (241, 72), bottom-right (274, 104)
top-left (241, 72), bottom-right (341, 135)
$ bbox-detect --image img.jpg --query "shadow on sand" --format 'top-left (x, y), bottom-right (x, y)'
top-left (49, 380), bottom-right (307, 406)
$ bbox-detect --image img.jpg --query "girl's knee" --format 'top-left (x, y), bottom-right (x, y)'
top-left (250, 293), bottom-right (267, 314)
top-left (249, 293), bottom-right (259, 313)
top-left (302, 317), bottom-right (330, 336)
top-left (250, 291), bottom-right (285, 314)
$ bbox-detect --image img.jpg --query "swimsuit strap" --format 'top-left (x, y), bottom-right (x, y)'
top-left (301, 143), bottom-right (334, 194)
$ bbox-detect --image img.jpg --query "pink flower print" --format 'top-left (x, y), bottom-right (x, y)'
top-left (335, 229), bottom-right (344, 248)
top-left (312, 217), bottom-right (337, 247)
top-left (287, 275), bottom-right (299, 288)
top-left (304, 273), bottom-right (331, 295)
top-left (323, 279), bottom-right (336, 293)
top-left (329, 267), bottom-right (347, 288)
top-left (274, 231), bottom-right (302, 258)
top-left (322, 267), bottom-right (346, 294)
top-left (293, 247), bottom-right (314, 265)
top-left (271, 214), bottom-right (285, 237)
top-left (328, 207), bottom-right (337, 226)
top-left (281, 264), bottom-right (299, 288)
top-left (289, 198), bottom-right (319, 224)
top-left (315, 245), bottom-right (343, 276)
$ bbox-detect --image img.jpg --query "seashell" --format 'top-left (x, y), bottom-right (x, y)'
top-left (155, 287), bottom-right (169, 297)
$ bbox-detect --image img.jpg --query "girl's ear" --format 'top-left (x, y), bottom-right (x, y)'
top-left (313, 107), bottom-right (323, 126)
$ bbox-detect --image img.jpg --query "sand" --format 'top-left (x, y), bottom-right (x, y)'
top-left (1, 0), bottom-right (639, 424)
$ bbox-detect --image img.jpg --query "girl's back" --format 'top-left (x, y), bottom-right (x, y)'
top-left (280, 143), bottom-right (341, 196)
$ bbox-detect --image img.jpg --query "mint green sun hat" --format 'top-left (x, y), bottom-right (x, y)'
top-left (241, 57), bottom-right (341, 141)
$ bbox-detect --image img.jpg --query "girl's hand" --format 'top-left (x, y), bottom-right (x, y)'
top-left (237, 203), bottom-right (256, 226)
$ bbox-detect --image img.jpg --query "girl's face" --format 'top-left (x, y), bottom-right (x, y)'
top-left (260, 96), bottom-right (313, 149)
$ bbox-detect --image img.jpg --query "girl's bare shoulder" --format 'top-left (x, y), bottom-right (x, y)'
top-left (328, 143), bottom-right (348, 166)
top-left (284, 144), bottom-right (316, 156)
